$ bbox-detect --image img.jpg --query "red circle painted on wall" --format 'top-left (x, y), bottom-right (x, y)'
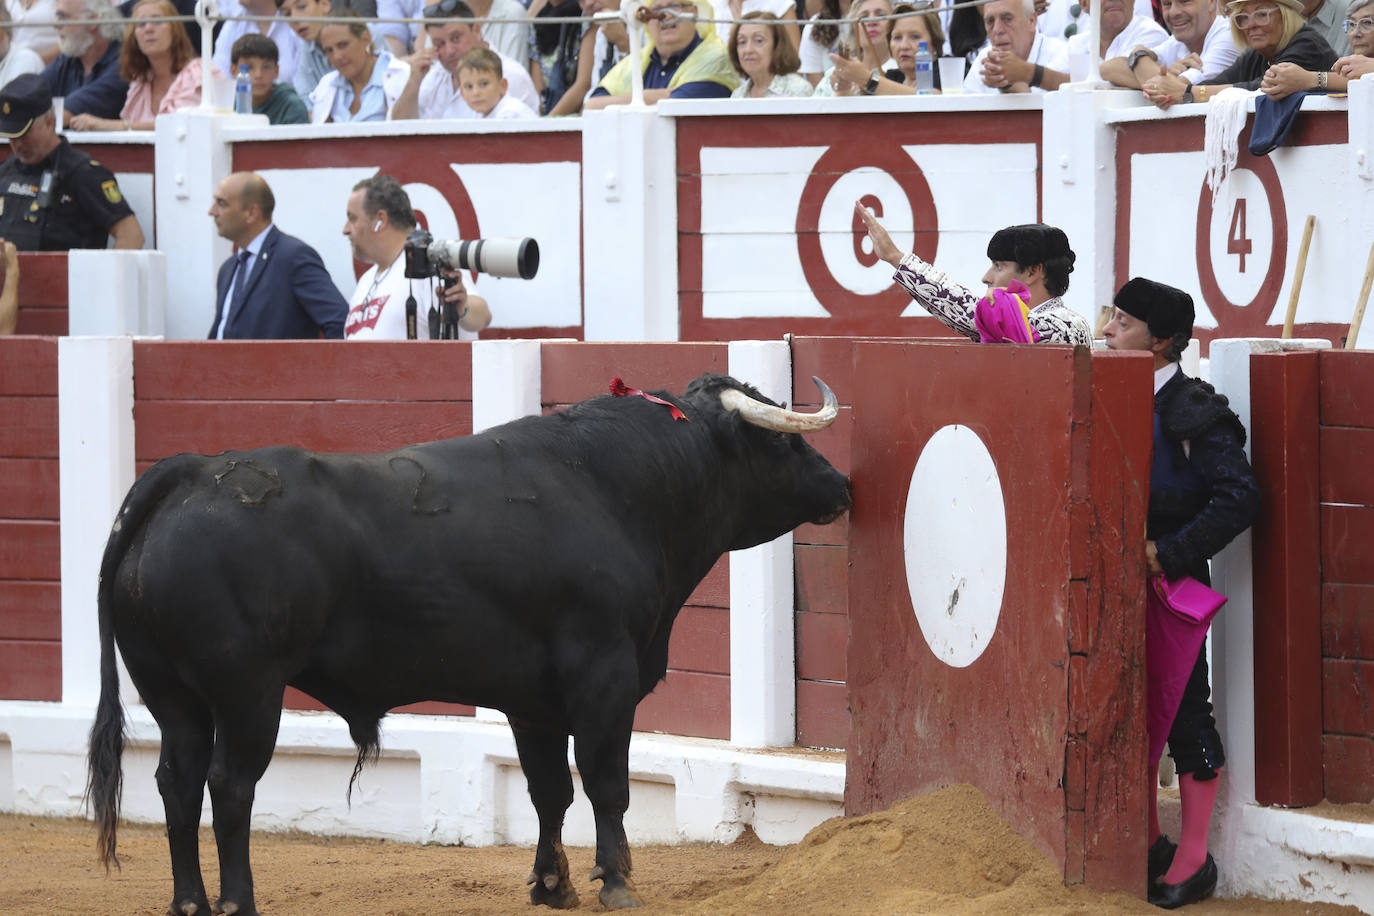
top-left (1194, 152), bottom-right (1287, 328)
top-left (795, 144), bottom-right (938, 318)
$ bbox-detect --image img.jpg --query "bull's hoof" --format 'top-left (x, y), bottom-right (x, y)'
top-left (167, 900), bottom-right (206, 916)
top-left (597, 880), bottom-right (643, 910)
top-left (527, 872), bottom-right (580, 909)
top-left (211, 898), bottom-right (257, 916)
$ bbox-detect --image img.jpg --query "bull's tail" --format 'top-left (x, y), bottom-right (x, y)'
top-left (85, 455), bottom-right (198, 871)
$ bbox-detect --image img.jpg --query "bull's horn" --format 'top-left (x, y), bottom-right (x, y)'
top-left (720, 376), bottom-right (839, 433)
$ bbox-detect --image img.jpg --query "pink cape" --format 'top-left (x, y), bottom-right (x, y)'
top-left (974, 281), bottom-right (1040, 343)
top-left (1146, 575), bottom-right (1228, 763)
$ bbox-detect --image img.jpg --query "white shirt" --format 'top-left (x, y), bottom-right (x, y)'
top-left (213, 0), bottom-right (305, 86)
top-left (416, 49), bottom-right (539, 118)
top-left (347, 251), bottom-right (480, 340)
top-left (0, 45), bottom-right (44, 87)
top-left (481, 0), bottom-right (535, 66)
top-left (6, 0), bottom-right (57, 56)
top-left (309, 53), bottom-right (411, 123)
top-left (799, 15), bottom-right (849, 75)
top-left (963, 32), bottom-right (1070, 94)
top-left (215, 224), bottom-right (272, 340)
top-left (1067, 14), bottom-right (1169, 61)
top-left (479, 93), bottom-right (536, 118)
top-left (1149, 16), bottom-right (1239, 85)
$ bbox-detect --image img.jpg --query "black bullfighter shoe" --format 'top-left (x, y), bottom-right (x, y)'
top-left (1148, 854), bottom-right (1217, 909)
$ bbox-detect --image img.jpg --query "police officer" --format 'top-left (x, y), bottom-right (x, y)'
top-left (0, 74), bottom-right (144, 251)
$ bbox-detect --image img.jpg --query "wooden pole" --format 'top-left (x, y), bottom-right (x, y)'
top-left (1282, 215), bottom-right (1315, 339)
top-left (1347, 240), bottom-right (1374, 350)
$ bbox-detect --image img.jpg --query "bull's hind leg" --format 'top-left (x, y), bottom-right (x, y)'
top-left (511, 723), bottom-right (579, 909)
top-left (205, 691), bottom-right (284, 916)
top-left (140, 681), bottom-right (215, 916)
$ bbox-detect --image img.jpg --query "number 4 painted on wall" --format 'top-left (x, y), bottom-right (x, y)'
top-left (1228, 198), bottom-right (1252, 273)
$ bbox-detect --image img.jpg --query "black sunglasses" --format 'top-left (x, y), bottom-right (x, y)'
top-left (424, 0), bottom-right (472, 18)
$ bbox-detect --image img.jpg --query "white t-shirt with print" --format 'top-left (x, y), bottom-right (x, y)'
top-left (346, 254), bottom-right (479, 340)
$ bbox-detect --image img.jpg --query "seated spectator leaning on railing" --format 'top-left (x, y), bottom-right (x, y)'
top-left (546, 0), bottom-right (630, 115)
top-left (311, 11), bottom-right (409, 120)
top-left (826, 3), bottom-right (947, 94)
top-left (9, 0), bottom-right (60, 66)
top-left (730, 11), bottom-right (812, 96)
top-left (392, 0), bottom-right (539, 117)
top-left (586, 0), bottom-right (738, 107)
top-left (1187, 0), bottom-right (1336, 99)
top-left (0, 6), bottom-right (45, 87)
top-left (215, 0), bottom-right (305, 86)
top-left (1261, 0), bottom-right (1374, 95)
top-left (118, 0), bottom-right (203, 54)
top-left (1100, 0), bottom-right (1239, 109)
top-left (813, 0), bottom-right (892, 95)
top-left (0, 74), bottom-right (144, 250)
top-left (43, 0), bottom-right (128, 124)
top-left (233, 33), bottom-right (310, 122)
top-left (1066, 0), bottom-right (1167, 67)
top-left (456, 45), bottom-right (535, 114)
top-left (71, 0), bottom-right (207, 131)
top-left (964, 0), bottom-right (1068, 93)
top-left (0, 239), bottom-right (17, 334)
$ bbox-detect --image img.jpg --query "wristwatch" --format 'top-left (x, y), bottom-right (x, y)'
top-left (1127, 48), bottom-right (1154, 71)
top-left (863, 69), bottom-right (881, 95)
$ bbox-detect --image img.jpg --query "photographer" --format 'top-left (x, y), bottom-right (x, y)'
top-left (341, 174), bottom-right (491, 340)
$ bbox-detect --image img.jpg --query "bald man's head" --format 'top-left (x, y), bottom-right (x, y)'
top-left (210, 172), bottom-right (276, 247)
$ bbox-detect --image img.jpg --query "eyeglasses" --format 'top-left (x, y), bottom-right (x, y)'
top-left (1343, 15), bottom-right (1374, 32)
top-left (1231, 6), bottom-right (1280, 27)
top-left (423, 0), bottom-right (470, 19)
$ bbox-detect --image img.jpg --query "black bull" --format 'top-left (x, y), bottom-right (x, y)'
top-left (87, 372), bottom-right (850, 915)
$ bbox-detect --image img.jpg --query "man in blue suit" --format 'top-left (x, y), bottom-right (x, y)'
top-left (208, 172), bottom-right (348, 339)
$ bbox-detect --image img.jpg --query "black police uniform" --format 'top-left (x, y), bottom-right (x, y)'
top-left (0, 137), bottom-right (135, 251)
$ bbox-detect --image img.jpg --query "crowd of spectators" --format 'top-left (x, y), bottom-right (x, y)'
top-left (0, 0), bottom-right (1361, 125)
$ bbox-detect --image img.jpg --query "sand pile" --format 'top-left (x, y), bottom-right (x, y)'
top-left (675, 784), bottom-right (1158, 916)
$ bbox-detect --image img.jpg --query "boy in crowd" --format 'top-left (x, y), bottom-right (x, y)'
top-left (232, 34), bottom-right (310, 123)
top-left (458, 47), bottom-right (536, 117)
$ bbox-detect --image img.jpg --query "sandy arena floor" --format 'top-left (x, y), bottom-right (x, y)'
top-left (1, 785), bottom-right (1364, 916)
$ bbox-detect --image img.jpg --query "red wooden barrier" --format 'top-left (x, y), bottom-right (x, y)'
top-left (7, 253), bottom-right (68, 336)
top-left (845, 342), bottom-right (1152, 894)
top-left (0, 337), bottom-right (61, 701)
top-left (1250, 351), bottom-right (1323, 806)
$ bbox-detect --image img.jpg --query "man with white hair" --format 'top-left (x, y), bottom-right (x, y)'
top-left (40, 0), bottom-right (128, 123)
top-left (964, 0), bottom-right (1070, 92)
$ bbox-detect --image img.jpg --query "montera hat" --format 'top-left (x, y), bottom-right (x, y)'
top-left (986, 224), bottom-right (1076, 270)
top-left (0, 74), bottom-right (53, 139)
top-left (1114, 277), bottom-right (1195, 340)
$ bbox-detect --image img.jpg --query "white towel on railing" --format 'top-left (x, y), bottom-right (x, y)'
top-left (1204, 87), bottom-right (1260, 204)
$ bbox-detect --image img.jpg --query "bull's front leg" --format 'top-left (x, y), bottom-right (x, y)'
top-left (574, 714), bottom-right (640, 909)
top-left (510, 723), bottom-right (579, 909)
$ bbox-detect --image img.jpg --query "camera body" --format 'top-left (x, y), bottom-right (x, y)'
top-left (404, 229), bottom-right (540, 281)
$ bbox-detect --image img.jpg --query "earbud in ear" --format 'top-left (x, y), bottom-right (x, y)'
top-left (373, 219), bottom-right (383, 231)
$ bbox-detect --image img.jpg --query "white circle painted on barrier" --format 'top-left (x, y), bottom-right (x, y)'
top-left (1205, 169), bottom-right (1273, 308)
top-left (817, 167), bottom-right (915, 296)
top-left (903, 425), bottom-right (1007, 668)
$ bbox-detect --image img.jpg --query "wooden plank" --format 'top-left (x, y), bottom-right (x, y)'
top-left (392, 702), bottom-right (475, 716)
top-left (0, 581), bottom-right (61, 640)
top-left (135, 401), bottom-right (473, 461)
top-left (0, 519), bottom-right (60, 579)
top-left (540, 342), bottom-right (728, 405)
top-left (1323, 583), bottom-right (1374, 660)
top-left (133, 341), bottom-right (474, 401)
top-left (684, 558), bottom-right (727, 608)
top-left (796, 544), bottom-right (847, 615)
top-left (796, 679), bottom-right (847, 750)
top-left (666, 605), bottom-right (729, 675)
top-left (14, 309), bottom-right (68, 336)
top-left (1320, 504), bottom-right (1374, 585)
top-left (1322, 659), bottom-right (1374, 736)
top-left (0, 337), bottom-right (58, 394)
top-left (1319, 427), bottom-right (1374, 506)
top-left (0, 640), bottom-right (60, 701)
top-left (1250, 351), bottom-right (1324, 806)
top-left (13, 252), bottom-right (68, 308)
top-left (633, 669), bottom-right (729, 739)
top-left (796, 513), bottom-right (849, 548)
top-left (0, 458), bottom-right (59, 519)
top-left (1318, 350), bottom-right (1374, 429)
top-left (796, 609), bottom-right (846, 683)
top-left (1322, 734), bottom-right (1374, 804)
top-left (0, 397), bottom-right (58, 458)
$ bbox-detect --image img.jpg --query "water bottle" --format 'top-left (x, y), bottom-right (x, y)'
top-left (234, 64), bottom-right (253, 114)
top-left (914, 41), bottom-right (934, 95)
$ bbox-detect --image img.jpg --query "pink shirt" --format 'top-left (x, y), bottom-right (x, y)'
top-left (121, 58), bottom-right (214, 123)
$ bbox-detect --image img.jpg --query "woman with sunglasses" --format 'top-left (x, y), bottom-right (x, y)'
top-left (1260, 0), bottom-right (1374, 97)
top-left (1184, 0), bottom-right (1335, 98)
